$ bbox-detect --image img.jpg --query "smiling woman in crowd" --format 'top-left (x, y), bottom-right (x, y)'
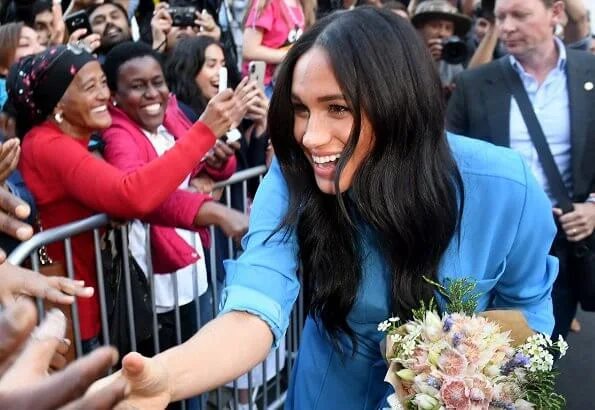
top-left (0, 22), bottom-right (44, 109)
top-left (101, 40), bottom-right (252, 363)
top-left (8, 43), bottom-right (242, 353)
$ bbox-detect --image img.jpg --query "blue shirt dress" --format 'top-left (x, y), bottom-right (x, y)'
top-left (220, 133), bottom-right (558, 409)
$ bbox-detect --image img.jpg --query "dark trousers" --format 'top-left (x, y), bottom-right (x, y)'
top-left (551, 235), bottom-right (578, 340)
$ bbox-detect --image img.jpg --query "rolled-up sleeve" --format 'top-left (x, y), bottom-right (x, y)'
top-left (219, 159), bottom-right (300, 347)
top-left (492, 158), bottom-right (558, 335)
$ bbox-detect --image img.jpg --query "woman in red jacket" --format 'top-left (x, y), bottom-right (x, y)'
top-left (8, 43), bottom-right (246, 353)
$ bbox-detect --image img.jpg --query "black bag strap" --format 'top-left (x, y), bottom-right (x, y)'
top-left (499, 60), bottom-right (574, 213)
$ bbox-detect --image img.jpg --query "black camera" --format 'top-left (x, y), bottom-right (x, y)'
top-left (441, 36), bottom-right (468, 65)
top-left (169, 6), bottom-right (197, 27)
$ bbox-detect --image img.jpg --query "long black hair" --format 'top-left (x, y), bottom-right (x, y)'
top-left (164, 36), bottom-right (220, 116)
top-left (269, 7), bottom-right (465, 349)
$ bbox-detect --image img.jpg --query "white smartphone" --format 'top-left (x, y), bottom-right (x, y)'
top-left (248, 61), bottom-right (266, 91)
top-left (219, 66), bottom-right (228, 93)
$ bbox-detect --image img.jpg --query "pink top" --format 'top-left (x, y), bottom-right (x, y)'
top-left (242, 0), bottom-right (305, 85)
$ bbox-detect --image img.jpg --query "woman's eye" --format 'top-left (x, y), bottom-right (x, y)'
top-left (292, 103), bottom-right (308, 115)
top-left (328, 104), bottom-right (349, 115)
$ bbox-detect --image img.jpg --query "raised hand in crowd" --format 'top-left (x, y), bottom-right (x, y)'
top-left (151, 2), bottom-right (173, 52)
top-left (0, 298), bottom-right (129, 410)
top-left (196, 9), bottom-right (221, 41)
top-left (50, 0), bottom-right (67, 46)
top-left (245, 86), bottom-right (269, 137)
top-left (69, 28), bottom-right (102, 53)
top-left (199, 85), bottom-right (258, 138)
top-left (553, 203), bottom-right (595, 242)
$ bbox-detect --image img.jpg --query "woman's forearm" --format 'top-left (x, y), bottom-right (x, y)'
top-left (468, 28), bottom-right (499, 69)
top-left (155, 311), bottom-right (273, 402)
top-left (243, 44), bottom-right (287, 65)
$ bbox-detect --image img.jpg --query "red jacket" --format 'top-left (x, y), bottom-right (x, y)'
top-left (19, 119), bottom-right (216, 340)
top-left (102, 95), bottom-right (236, 273)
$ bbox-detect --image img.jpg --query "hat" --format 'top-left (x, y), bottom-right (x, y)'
top-left (7, 43), bottom-right (95, 136)
top-left (412, 0), bottom-right (472, 37)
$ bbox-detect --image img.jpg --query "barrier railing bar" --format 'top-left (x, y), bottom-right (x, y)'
top-left (212, 166), bottom-right (267, 189)
top-left (120, 226), bottom-right (137, 352)
top-left (8, 214), bottom-right (109, 266)
top-left (93, 229), bottom-right (110, 347)
top-left (64, 238), bottom-right (83, 357)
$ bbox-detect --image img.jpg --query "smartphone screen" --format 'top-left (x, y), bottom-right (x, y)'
top-left (219, 67), bottom-right (228, 93)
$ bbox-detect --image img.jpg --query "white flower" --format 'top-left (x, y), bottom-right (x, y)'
top-left (391, 334), bottom-right (403, 344)
top-left (396, 368), bottom-right (416, 382)
top-left (412, 393), bottom-right (439, 410)
top-left (401, 339), bottom-right (416, 358)
top-left (378, 320), bottom-right (391, 332)
top-left (557, 335), bottom-right (569, 358)
top-left (389, 317), bottom-right (400, 323)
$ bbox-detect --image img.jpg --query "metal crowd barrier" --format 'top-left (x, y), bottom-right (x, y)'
top-left (7, 165), bottom-right (303, 410)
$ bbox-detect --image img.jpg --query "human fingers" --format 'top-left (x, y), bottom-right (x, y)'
top-left (29, 347), bottom-right (119, 410)
top-left (68, 28), bottom-right (88, 43)
top-left (0, 299), bottom-right (37, 366)
top-left (58, 377), bottom-right (129, 410)
top-left (0, 309), bottom-right (66, 388)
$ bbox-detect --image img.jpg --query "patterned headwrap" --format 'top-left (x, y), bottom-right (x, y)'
top-left (7, 43), bottom-right (96, 137)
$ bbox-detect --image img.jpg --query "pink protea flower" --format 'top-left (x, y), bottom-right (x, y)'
top-left (411, 348), bottom-right (432, 373)
top-left (438, 348), bottom-right (468, 377)
top-left (467, 375), bottom-right (493, 410)
top-left (440, 378), bottom-right (470, 410)
top-left (458, 339), bottom-right (481, 366)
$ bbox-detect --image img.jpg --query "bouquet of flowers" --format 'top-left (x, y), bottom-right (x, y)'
top-left (380, 278), bottom-right (568, 410)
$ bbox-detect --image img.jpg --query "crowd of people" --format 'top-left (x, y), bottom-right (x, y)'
top-left (0, 0), bottom-right (593, 408)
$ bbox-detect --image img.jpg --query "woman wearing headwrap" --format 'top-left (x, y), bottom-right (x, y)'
top-left (8, 43), bottom-right (245, 352)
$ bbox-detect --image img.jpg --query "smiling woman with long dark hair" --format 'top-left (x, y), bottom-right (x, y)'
top-left (96, 8), bottom-right (558, 409)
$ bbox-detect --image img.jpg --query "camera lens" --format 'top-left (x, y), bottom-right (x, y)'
top-left (441, 36), bottom-right (468, 65)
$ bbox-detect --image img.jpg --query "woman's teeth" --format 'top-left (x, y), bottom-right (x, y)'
top-left (91, 105), bottom-right (107, 113)
top-left (312, 154), bottom-right (341, 164)
top-left (143, 104), bottom-right (161, 115)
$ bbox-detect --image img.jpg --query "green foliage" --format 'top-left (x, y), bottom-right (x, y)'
top-left (424, 276), bottom-right (482, 316)
top-left (521, 370), bottom-right (566, 410)
top-left (412, 297), bottom-right (437, 321)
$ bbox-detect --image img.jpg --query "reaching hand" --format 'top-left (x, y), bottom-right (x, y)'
top-left (0, 186), bottom-right (34, 262)
top-left (89, 352), bottom-right (171, 410)
top-left (218, 208), bottom-right (249, 243)
top-left (0, 262), bottom-right (94, 306)
top-left (0, 299), bottom-right (129, 410)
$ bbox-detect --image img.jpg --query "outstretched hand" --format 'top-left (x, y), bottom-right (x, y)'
top-left (89, 352), bottom-right (171, 410)
top-left (0, 299), bottom-right (129, 409)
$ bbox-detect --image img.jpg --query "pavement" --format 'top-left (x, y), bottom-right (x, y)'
top-left (555, 309), bottom-right (595, 410)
